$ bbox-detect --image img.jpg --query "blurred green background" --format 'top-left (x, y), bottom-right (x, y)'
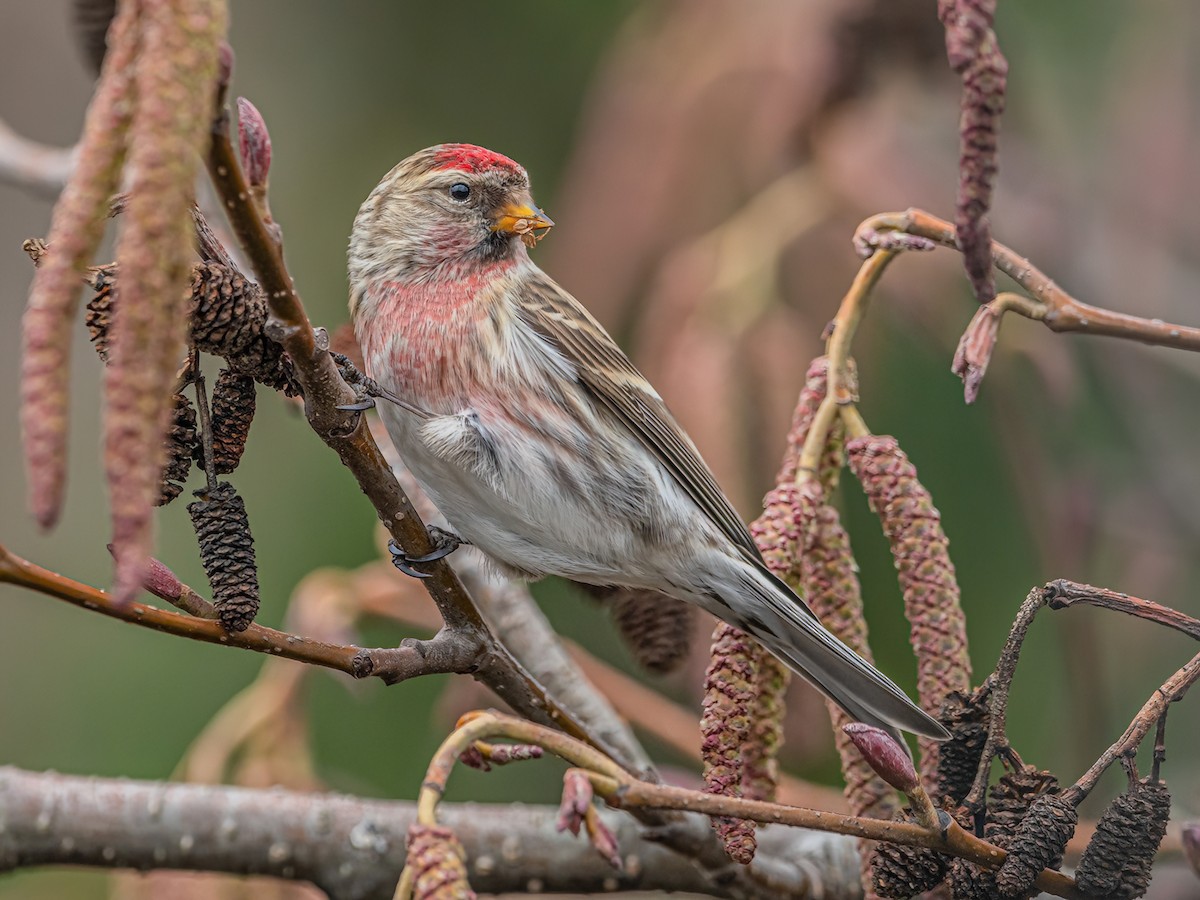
top-left (3, 2), bottom-right (1200, 897)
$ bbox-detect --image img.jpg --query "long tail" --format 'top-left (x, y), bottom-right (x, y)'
top-left (730, 559), bottom-right (949, 741)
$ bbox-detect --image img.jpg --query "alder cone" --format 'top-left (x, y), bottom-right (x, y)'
top-left (869, 810), bottom-right (948, 898)
top-left (158, 393), bottom-right (197, 506)
top-left (986, 767), bottom-right (1059, 847)
top-left (189, 262), bottom-right (299, 395)
top-left (1075, 779), bottom-right (1170, 900)
top-left (994, 793), bottom-right (1077, 897)
top-left (935, 688), bottom-right (989, 805)
top-left (201, 368), bottom-right (256, 475)
top-left (188, 481), bottom-right (260, 632)
top-left (608, 586), bottom-right (694, 674)
top-left (84, 264), bottom-right (117, 361)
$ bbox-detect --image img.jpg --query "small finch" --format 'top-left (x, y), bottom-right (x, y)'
top-left (349, 144), bottom-right (947, 740)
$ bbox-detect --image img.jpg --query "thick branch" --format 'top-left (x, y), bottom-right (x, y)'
top-left (0, 766), bottom-right (842, 899)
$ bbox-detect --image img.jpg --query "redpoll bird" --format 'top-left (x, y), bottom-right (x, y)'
top-left (349, 144), bottom-right (947, 740)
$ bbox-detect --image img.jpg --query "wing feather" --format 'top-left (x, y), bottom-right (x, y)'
top-left (518, 270), bottom-right (762, 560)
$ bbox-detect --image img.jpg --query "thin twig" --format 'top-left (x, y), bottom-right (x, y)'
top-left (1044, 579), bottom-right (1200, 641)
top-left (1063, 650), bottom-right (1200, 806)
top-left (857, 208), bottom-right (1200, 351)
top-left (964, 586), bottom-right (1044, 813)
top-left (0, 541), bottom-right (466, 683)
top-left (408, 711), bottom-right (1087, 900)
top-left (795, 249), bottom-right (896, 476)
top-left (190, 347), bottom-right (218, 493)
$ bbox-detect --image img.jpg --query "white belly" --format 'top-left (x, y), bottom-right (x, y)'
top-left (376, 401), bottom-right (698, 584)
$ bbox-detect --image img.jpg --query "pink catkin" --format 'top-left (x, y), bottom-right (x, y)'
top-left (106, 0), bottom-right (227, 603)
top-left (848, 435), bottom-right (971, 777)
top-left (700, 622), bottom-right (760, 864)
top-left (20, 2), bottom-right (140, 529)
top-left (939, 0), bottom-right (1008, 304)
top-left (405, 825), bottom-right (476, 900)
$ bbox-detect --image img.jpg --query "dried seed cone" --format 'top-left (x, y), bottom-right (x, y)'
top-left (948, 856), bottom-right (998, 900)
top-left (204, 369), bottom-right (256, 475)
top-left (1075, 779), bottom-right (1170, 900)
top-left (189, 262), bottom-right (299, 395)
top-left (158, 393), bottom-right (196, 506)
top-left (84, 265), bottom-right (117, 361)
top-left (609, 587), bottom-right (694, 674)
top-left (995, 793), bottom-right (1077, 896)
top-left (936, 689), bottom-right (990, 806)
top-left (869, 811), bottom-right (947, 898)
top-left (188, 482), bottom-right (260, 632)
top-left (701, 622), bottom-right (759, 864)
top-left (405, 824), bottom-right (477, 900)
top-left (987, 767), bottom-right (1059, 846)
top-left (848, 435), bottom-right (971, 773)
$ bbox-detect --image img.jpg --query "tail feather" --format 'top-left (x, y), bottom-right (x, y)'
top-left (736, 562), bottom-right (949, 741)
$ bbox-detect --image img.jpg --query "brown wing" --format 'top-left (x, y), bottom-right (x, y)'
top-left (518, 270), bottom-right (762, 560)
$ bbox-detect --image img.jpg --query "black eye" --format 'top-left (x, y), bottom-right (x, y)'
top-left (448, 182), bottom-right (470, 201)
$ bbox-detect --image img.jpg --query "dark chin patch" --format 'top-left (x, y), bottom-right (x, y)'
top-left (478, 230), bottom-right (515, 262)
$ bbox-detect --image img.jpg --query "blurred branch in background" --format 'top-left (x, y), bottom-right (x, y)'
top-left (0, 118), bottom-right (74, 199)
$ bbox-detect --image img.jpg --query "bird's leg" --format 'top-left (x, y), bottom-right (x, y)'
top-left (388, 526), bottom-right (469, 578)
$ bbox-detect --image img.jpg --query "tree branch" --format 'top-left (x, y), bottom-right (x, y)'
top-left (0, 766), bottom-right (860, 899)
top-left (0, 117), bottom-right (74, 199)
top-left (1063, 649), bottom-right (1200, 806)
top-left (857, 208), bottom-right (1200, 352)
top-left (1044, 579), bottom-right (1200, 641)
top-left (414, 711), bottom-right (1087, 900)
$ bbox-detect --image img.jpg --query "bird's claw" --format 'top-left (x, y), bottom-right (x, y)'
top-left (387, 527), bottom-right (467, 578)
top-left (337, 398), bottom-right (376, 412)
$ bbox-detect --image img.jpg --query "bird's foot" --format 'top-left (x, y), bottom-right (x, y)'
top-left (387, 526), bottom-right (468, 578)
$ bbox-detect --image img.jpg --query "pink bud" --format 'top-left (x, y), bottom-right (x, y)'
top-left (556, 769), bottom-right (593, 836)
top-left (458, 745), bottom-right (490, 772)
top-left (107, 544), bottom-right (181, 602)
top-left (842, 723), bottom-right (919, 793)
top-left (1183, 822), bottom-right (1200, 879)
top-left (951, 304), bottom-right (1002, 404)
top-left (237, 97), bottom-right (272, 188)
top-left (584, 808), bottom-right (623, 871)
